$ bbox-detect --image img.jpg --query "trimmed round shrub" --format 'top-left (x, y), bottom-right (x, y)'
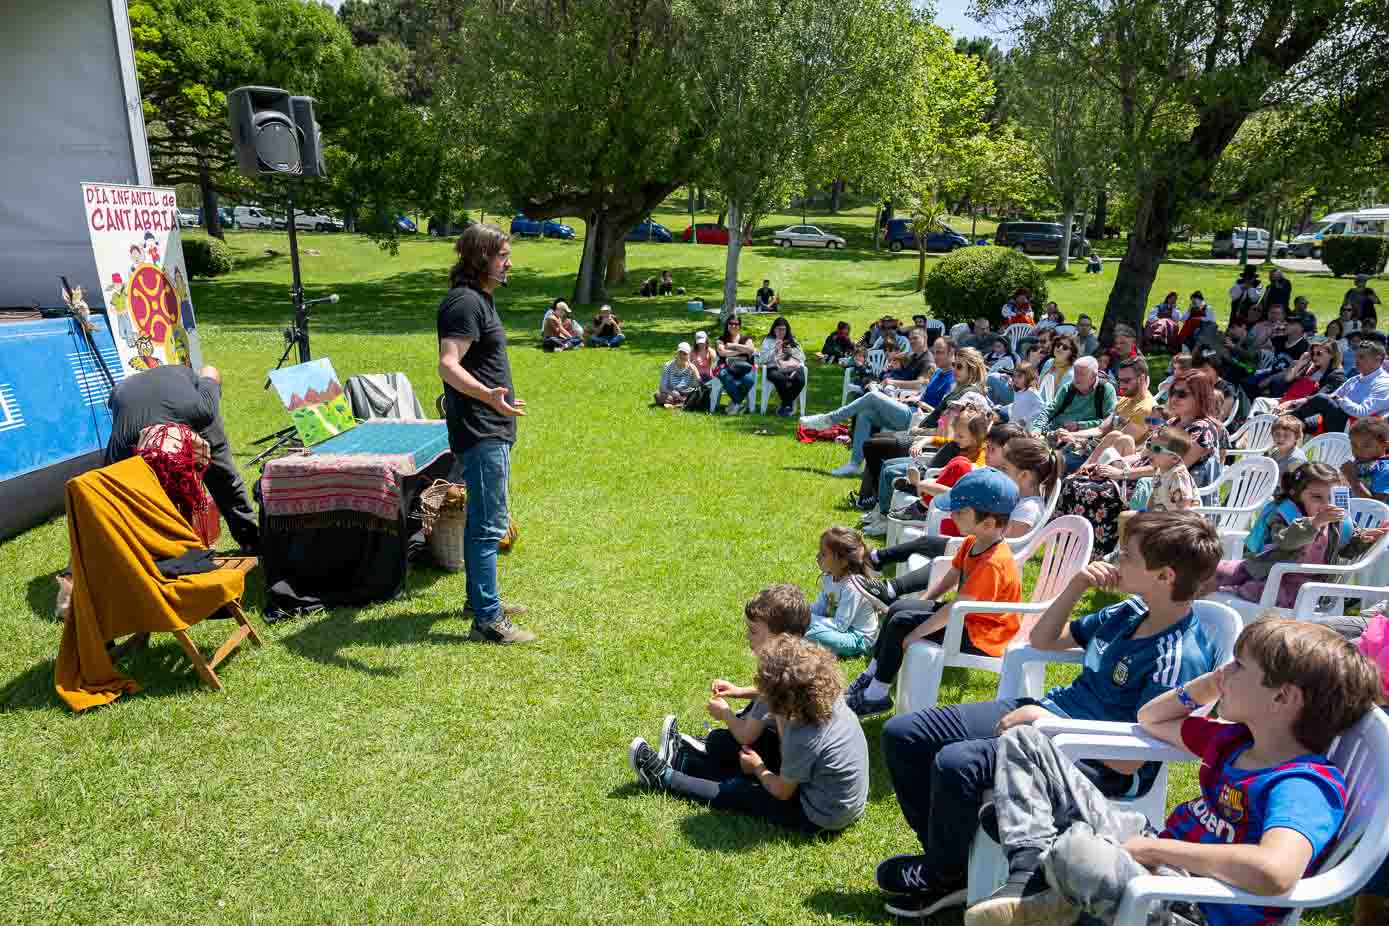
top-left (1323, 235), bottom-right (1388, 278)
top-left (183, 237), bottom-right (234, 278)
top-left (922, 245), bottom-right (1048, 329)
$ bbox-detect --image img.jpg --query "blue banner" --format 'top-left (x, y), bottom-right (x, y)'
top-left (0, 314), bottom-right (128, 482)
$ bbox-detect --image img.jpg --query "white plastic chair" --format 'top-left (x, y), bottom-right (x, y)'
top-left (1225, 414), bottom-right (1276, 461)
top-left (883, 468), bottom-right (944, 548)
top-left (1302, 432), bottom-right (1352, 469)
top-left (894, 515), bottom-right (1095, 715)
top-left (757, 364), bottom-right (808, 415)
top-left (924, 319), bottom-right (945, 340)
top-left (1003, 323), bottom-right (1035, 354)
top-left (840, 348), bottom-right (887, 405)
top-left (1102, 709), bottom-right (1389, 926)
top-left (1190, 456), bottom-right (1280, 559)
top-left (1208, 509), bottom-right (1389, 625)
top-left (972, 601), bottom-right (1244, 905)
top-left (709, 360), bottom-right (757, 412)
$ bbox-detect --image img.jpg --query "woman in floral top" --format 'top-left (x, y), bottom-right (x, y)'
top-left (1053, 370), bottom-right (1227, 555)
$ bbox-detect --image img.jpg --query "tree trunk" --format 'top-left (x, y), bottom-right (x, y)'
top-left (574, 210), bottom-right (621, 305)
top-left (916, 236), bottom-right (927, 292)
top-left (1091, 189), bottom-right (1107, 239)
top-left (697, 187), bottom-right (708, 210)
top-left (1100, 184), bottom-right (1174, 344)
top-left (198, 157), bottom-right (223, 240)
top-left (686, 185), bottom-right (695, 212)
top-left (1055, 197), bottom-right (1076, 274)
top-left (830, 179), bottom-right (844, 213)
top-left (716, 206), bottom-right (727, 226)
top-left (606, 237), bottom-right (627, 285)
top-left (722, 198), bottom-right (743, 320)
top-left (1264, 203), bottom-right (1280, 265)
top-left (971, 210), bottom-right (978, 239)
top-left (873, 203), bottom-right (882, 252)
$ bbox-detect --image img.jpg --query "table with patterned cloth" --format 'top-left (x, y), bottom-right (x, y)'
top-left (258, 419), bottom-right (452, 614)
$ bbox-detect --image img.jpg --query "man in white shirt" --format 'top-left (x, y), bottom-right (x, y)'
top-left (1282, 337), bottom-right (1389, 433)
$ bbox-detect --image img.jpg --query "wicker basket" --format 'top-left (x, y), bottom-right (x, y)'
top-left (420, 479), bottom-right (468, 571)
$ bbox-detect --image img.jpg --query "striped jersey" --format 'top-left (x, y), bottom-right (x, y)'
top-left (1161, 718), bottom-right (1346, 926)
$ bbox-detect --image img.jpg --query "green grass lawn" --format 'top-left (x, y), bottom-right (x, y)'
top-left (0, 220), bottom-right (1361, 924)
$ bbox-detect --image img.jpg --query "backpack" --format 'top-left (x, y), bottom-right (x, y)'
top-left (1055, 382), bottom-right (1108, 422)
top-left (1244, 498), bottom-right (1352, 556)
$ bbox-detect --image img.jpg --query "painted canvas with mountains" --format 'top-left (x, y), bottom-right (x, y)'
top-left (267, 358), bottom-right (356, 446)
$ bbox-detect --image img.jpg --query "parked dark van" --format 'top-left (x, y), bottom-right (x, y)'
top-left (994, 221), bottom-right (1090, 257)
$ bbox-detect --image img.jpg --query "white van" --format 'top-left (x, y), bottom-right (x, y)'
top-left (232, 205), bottom-right (277, 229)
top-left (1210, 227), bottom-right (1288, 259)
top-left (293, 212), bottom-right (344, 232)
top-left (1291, 206), bottom-right (1389, 258)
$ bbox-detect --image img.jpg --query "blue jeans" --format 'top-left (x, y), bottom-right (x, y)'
top-left (718, 368), bottom-right (757, 403)
top-left (806, 620), bottom-right (874, 657)
top-left (590, 334), bottom-right (625, 347)
top-left (449, 440), bottom-right (511, 625)
top-left (831, 391), bottom-right (913, 464)
top-left (878, 457), bottom-right (915, 514)
top-left (986, 372), bottom-right (1015, 407)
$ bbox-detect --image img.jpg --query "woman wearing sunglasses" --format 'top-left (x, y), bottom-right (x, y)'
top-left (1250, 337), bottom-right (1345, 418)
top-left (1054, 371), bottom-right (1228, 555)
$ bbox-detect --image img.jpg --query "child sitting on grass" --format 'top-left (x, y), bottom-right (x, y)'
top-left (1209, 462), bottom-right (1388, 608)
top-left (1341, 414), bottom-right (1389, 503)
top-left (846, 467), bottom-right (1023, 718)
top-left (967, 618), bottom-right (1382, 926)
top-left (1268, 414), bottom-right (1307, 475)
top-left (645, 585), bottom-right (810, 785)
top-left (629, 635), bottom-right (869, 834)
top-left (873, 513), bottom-right (1223, 920)
top-left (805, 527), bottom-right (879, 658)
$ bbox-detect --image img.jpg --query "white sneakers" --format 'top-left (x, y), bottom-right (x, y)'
top-left (799, 413), bottom-right (836, 430)
top-left (830, 460), bottom-right (864, 478)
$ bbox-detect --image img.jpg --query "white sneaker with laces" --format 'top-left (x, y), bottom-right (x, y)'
top-left (830, 460), bottom-right (863, 477)
top-left (799, 413), bottom-right (836, 430)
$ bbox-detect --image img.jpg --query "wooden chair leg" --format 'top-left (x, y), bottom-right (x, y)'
top-left (227, 600), bottom-right (264, 646)
top-left (173, 629), bottom-right (223, 692)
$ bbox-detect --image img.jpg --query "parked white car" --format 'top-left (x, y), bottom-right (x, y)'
top-left (294, 212), bottom-right (344, 232)
top-left (233, 205), bottom-right (278, 229)
top-left (177, 208), bottom-right (201, 227)
top-left (1210, 227), bottom-right (1289, 259)
top-left (772, 224), bottom-right (846, 249)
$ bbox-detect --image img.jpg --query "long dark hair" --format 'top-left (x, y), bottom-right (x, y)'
top-left (768, 316), bottom-right (798, 346)
top-left (1003, 436), bottom-right (1065, 497)
top-left (719, 316), bottom-right (745, 343)
top-left (1276, 462), bottom-right (1340, 512)
top-left (449, 224), bottom-right (510, 289)
top-left (820, 526), bottom-right (873, 578)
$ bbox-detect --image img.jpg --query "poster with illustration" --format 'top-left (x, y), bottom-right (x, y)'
top-left (267, 358), bottom-right (357, 446)
top-left (80, 182), bottom-right (202, 372)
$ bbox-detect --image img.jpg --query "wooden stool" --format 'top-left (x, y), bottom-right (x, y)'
top-left (107, 556), bottom-right (264, 693)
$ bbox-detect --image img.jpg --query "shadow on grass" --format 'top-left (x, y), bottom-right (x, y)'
top-left (803, 887), bottom-right (894, 922)
top-left (25, 572), bottom-right (61, 623)
top-left (278, 607), bottom-right (473, 677)
top-left (679, 809), bottom-right (826, 852)
top-left (0, 638), bottom-right (211, 713)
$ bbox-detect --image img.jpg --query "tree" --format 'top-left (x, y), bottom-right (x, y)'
top-left (446, 0), bottom-right (709, 305)
top-left (978, 0), bottom-right (1389, 342)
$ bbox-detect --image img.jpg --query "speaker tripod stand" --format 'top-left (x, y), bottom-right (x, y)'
top-left (249, 186), bottom-right (338, 467)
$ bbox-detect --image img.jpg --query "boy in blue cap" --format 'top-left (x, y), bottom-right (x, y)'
top-left (847, 467), bottom-right (1024, 718)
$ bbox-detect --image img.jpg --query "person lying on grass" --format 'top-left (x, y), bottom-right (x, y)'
top-left (629, 634), bottom-right (868, 835)
top-left (966, 618), bottom-right (1381, 926)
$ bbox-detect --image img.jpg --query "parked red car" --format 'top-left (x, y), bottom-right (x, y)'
top-left (681, 223), bottom-right (753, 245)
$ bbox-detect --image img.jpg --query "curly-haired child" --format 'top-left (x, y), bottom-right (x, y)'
top-left (628, 635), bottom-right (869, 834)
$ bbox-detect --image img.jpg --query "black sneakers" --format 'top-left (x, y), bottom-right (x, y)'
top-left (851, 575), bottom-right (899, 611)
top-left (877, 855), bottom-right (967, 918)
top-left (468, 616), bottom-right (538, 644)
top-left (658, 715), bottom-right (682, 766)
top-left (847, 685), bottom-right (893, 718)
top-left (628, 737), bottom-right (670, 789)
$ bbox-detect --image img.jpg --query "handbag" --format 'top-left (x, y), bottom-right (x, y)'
top-left (725, 359), bottom-right (754, 378)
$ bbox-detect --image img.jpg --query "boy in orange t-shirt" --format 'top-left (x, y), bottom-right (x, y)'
top-left (847, 467), bottom-right (1022, 717)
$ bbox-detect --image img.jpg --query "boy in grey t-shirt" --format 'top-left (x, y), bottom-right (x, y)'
top-left (629, 636), bottom-right (869, 834)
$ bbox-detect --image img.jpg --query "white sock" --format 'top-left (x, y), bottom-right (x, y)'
top-left (865, 679), bottom-right (890, 701)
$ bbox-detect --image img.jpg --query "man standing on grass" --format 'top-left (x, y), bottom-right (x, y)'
top-left (437, 224), bottom-right (536, 644)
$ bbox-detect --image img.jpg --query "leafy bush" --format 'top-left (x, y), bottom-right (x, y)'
top-left (1322, 235), bottom-right (1388, 278)
top-left (922, 246), bottom-right (1048, 328)
top-left (183, 237), bottom-right (234, 278)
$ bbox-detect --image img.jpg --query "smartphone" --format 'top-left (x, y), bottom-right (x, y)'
top-left (1332, 485), bottom-right (1351, 510)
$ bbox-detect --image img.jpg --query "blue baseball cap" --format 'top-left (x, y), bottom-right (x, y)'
top-left (935, 467), bottom-right (1019, 516)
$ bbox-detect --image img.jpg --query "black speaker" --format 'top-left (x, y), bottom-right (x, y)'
top-left (289, 95), bottom-right (326, 178)
top-left (228, 86), bottom-right (302, 176)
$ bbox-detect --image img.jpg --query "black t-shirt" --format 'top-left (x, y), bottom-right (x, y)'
top-left (105, 364), bottom-right (219, 463)
top-left (1269, 336), bottom-right (1309, 369)
top-left (757, 286), bottom-right (775, 305)
top-left (437, 284), bottom-right (516, 452)
top-left (885, 352), bottom-right (928, 381)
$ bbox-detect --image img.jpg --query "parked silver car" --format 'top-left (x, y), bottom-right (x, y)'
top-left (772, 224), bottom-right (846, 249)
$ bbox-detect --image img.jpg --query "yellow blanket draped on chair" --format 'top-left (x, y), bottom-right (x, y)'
top-left (56, 457), bottom-right (244, 712)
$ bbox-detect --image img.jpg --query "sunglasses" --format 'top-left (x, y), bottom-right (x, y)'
top-left (1169, 388), bottom-right (1191, 399)
top-left (1146, 440), bottom-right (1178, 456)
